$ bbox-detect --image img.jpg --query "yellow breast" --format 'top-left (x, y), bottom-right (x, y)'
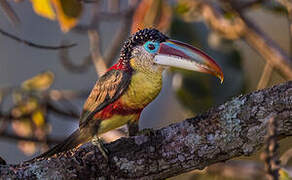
top-left (120, 70), bottom-right (163, 109)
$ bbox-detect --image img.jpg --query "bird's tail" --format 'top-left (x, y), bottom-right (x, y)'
top-left (26, 129), bottom-right (88, 163)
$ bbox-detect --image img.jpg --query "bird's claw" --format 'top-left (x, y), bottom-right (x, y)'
top-left (92, 136), bottom-right (109, 161)
top-left (138, 128), bottom-right (155, 136)
top-left (127, 122), bottom-right (139, 136)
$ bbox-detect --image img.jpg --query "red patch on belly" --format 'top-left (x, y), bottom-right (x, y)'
top-left (94, 99), bottom-right (143, 120)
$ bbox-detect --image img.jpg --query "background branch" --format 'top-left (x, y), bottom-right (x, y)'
top-left (0, 28), bottom-right (76, 50)
top-left (185, 0), bottom-right (292, 79)
top-left (88, 30), bottom-right (107, 76)
top-left (0, 81), bottom-right (291, 179)
top-left (0, 0), bottom-right (20, 26)
top-left (257, 63), bottom-right (274, 89)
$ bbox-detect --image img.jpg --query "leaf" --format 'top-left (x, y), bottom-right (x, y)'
top-left (131, 0), bottom-right (172, 33)
top-left (30, 0), bottom-right (82, 32)
top-left (32, 109), bottom-right (45, 127)
top-left (51, 0), bottom-right (82, 32)
top-left (30, 0), bottom-right (56, 20)
top-left (21, 71), bottom-right (54, 91)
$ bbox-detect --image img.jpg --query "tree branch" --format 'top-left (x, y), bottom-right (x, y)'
top-left (234, 8), bottom-right (292, 79)
top-left (0, 0), bottom-right (20, 26)
top-left (0, 81), bottom-right (291, 179)
top-left (88, 30), bottom-right (107, 76)
top-left (184, 0), bottom-right (292, 79)
top-left (0, 28), bottom-right (76, 50)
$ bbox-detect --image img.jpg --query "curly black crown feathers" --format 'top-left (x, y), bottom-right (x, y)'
top-left (120, 28), bottom-right (169, 62)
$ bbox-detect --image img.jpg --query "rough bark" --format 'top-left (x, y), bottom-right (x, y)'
top-left (0, 81), bottom-right (291, 179)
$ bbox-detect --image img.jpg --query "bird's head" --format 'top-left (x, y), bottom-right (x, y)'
top-left (118, 28), bottom-right (224, 83)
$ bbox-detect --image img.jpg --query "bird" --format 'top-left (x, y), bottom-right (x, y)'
top-left (27, 28), bottom-right (223, 162)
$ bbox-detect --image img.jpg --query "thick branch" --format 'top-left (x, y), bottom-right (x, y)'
top-left (0, 81), bottom-right (291, 179)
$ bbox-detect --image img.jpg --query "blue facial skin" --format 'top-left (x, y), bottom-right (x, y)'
top-left (144, 41), bottom-right (160, 54)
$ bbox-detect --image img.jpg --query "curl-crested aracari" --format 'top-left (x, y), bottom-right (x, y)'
top-left (29, 28), bottom-right (223, 161)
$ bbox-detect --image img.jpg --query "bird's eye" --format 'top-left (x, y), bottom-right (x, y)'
top-left (148, 43), bottom-right (155, 50)
top-left (144, 41), bottom-right (160, 53)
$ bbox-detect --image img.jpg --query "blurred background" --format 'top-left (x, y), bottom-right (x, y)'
top-left (0, 0), bottom-right (291, 179)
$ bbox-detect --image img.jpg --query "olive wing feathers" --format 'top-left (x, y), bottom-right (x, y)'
top-left (79, 69), bottom-right (131, 129)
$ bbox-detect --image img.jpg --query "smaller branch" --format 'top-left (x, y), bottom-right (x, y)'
top-left (289, 15), bottom-right (292, 56)
top-left (280, 148), bottom-right (292, 166)
top-left (0, 28), bottom-right (76, 50)
top-left (257, 62), bottom-right (273, 90)
top-left (194, 0), bottom-right (292, 79)
top-left (0, 0), bottom-right (20, 26)
top-left (72, 0), bottom-right (138, 71)
top-left (199, 1), bottom-right (246, 40)
top-left (229, 1), bottom-right (292, 79)
top-left (261, 116), bottom-right (280, 180)
top-left (88, 30), bottom-right (107, 76)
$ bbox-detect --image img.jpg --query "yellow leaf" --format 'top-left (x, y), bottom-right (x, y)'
top-left (30, 0), bottom-right (56, 20)
top-left (51, 0), bottom-right (82, 32)
top-left (32, 110), bottom-right (45, 127)
top-left (22, 71), bottom-right (54, 91)
top-left (131, 0), bottom-right (172, 33)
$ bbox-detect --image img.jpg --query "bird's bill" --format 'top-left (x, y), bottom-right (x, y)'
top-left (154, 39), bottom-right (224, 83)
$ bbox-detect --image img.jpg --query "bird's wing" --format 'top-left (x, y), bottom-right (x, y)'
top-left (79, 69), bottom-right (131, 128)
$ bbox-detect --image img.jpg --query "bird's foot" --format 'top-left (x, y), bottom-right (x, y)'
top-left (127, 122), bottom-right (139, 136)
top-left (138, 128), bottom-right (155, 136)
top-left (91, 136), bottom-right (109, 161)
